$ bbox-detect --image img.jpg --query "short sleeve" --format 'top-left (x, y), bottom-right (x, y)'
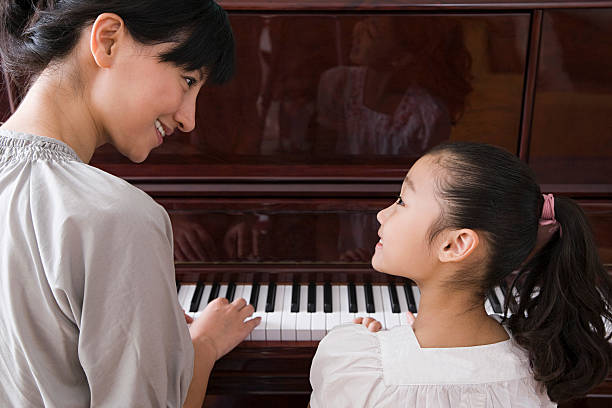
top-left (65, 191), bottom-right (193, 407)
top-left (310, 324), bottom-right (386, 408)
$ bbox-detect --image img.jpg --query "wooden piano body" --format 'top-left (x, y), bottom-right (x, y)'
top-left (2, 0), bottom-right (612, 406)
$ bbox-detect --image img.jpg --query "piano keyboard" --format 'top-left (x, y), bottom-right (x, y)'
top-left (177, 282), bottom-right (508, 341)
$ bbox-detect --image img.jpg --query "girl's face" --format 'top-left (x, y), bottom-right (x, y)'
top-left (91, 38), bottom-right (206, 163)
top-left (372, 156), bottom-right (442, 282)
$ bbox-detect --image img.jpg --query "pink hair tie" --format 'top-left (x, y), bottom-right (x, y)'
top-left (535, 193), bottom-right (562, 250)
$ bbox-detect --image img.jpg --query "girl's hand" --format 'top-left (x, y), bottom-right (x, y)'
top-left (353, 316), bottom-right (382, 332)
top-left (354, 311), bottom-right (416, 332)
top-left (188, 297), bottom-right (261, 360)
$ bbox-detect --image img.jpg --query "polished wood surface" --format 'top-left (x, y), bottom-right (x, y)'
top-left (1, 1), bottom-right (612, 407)
top-left (529, 9), bottom-right (612, 191)
top-left (217, 0), bottom-right (612, 11)
top-left (161, 198), bottom-right (612, 265)
top-left (89, 13), bottom-right (527, 179)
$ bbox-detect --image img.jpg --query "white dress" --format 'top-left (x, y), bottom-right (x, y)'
top-left (0, 130), bottom-right (193, 407)
top-left (310, 323), bottom-right (556, 408)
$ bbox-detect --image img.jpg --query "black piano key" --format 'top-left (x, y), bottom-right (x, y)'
top-left (487, 290), bottom-right (502, 314)
top-left (348, 283), bottom-right (357, 313)
top-left (249, 283), bottom-right (260, 309)
top-left (323, 282), bottom-right (332, 313)
top-left (207, 282), bottom-right (220, 303)
top-left (265, 282), bottom-right (277, 312)
top-left (189, 282), bottom-right (204, 313)
top-left (307, 282), bottom-right (316, 313)
top-left (225, 282), bottom-right (236, 302)
top-left (404, 283), bottom-right (417, 313)
top-left (176, 281), bottom-right (181, 293)
top-left (364, 283), bottom-right (375, 313)
top-left (291, 282), bottom-right (300, 312)
top-left (499, 280), bottom-right (508, 298)
top-left (388, 283), bottom-right (400, 313)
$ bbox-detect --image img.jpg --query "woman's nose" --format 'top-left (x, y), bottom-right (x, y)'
top-left (175, 95), bottom-right (197, 133)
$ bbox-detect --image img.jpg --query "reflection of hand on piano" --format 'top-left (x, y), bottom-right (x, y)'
top-left (339, 247), bottom-right (371, 262)
top-left (173, 221), bottom-right (217, 262)
top-left (223, 215), bottom-right (270, 260)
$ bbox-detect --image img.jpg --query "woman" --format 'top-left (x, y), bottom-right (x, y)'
top-left (0, 1), bottom-right (259, 407)
top-left (310, 142), bottom-right (612, 407)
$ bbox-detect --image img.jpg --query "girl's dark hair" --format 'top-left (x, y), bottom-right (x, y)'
top-left (425, 141), bottom-right (612, 403)
top-left (0, 0), bottom-right (234, 90)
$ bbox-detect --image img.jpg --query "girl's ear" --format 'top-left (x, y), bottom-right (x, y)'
top-left (438, 229), bottom-right (479, 263)
top-left (90, 13), bottom-right (125, 68)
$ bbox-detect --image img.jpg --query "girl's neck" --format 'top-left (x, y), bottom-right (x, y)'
top-left (1, 72), bottom-right (103, 163)
top-left (411, 284), bottom-right (509, 348)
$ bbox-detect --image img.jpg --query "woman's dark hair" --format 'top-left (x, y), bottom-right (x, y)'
top-left (425, 141), bottom-right (612, 403)
top-left (0, 0), bottom-right (234, 90)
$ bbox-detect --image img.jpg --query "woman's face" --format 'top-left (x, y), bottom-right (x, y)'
top-left (372, 156), bottom-right (442, 282)
top-left (349, 17), bottom-right (396, 67)
top-left (91, 38), bottom-right (206, 163)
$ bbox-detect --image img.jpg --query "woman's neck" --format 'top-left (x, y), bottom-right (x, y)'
top-left (1, 72), bottom-right (103, 163)
top-left (411, 283), bottom-right (509, 348)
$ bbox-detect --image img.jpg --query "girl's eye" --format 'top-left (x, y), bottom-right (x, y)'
top-left (184, 76), bottom-right (196, 87)
top-left (395, 196), bottom-right (404, 206)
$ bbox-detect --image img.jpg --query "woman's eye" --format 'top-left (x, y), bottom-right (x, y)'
top-left (395, 196), bottom-right (404, 206)
top-left (184, 76), bottom-right (196, 87)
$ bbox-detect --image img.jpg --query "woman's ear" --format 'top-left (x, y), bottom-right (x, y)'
top-left (90, 13), bottom-right (125, 68)
top-left (438, 229), bottom-right (479, 263)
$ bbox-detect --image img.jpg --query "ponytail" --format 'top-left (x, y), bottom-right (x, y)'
top-left (507, 196), bottom-right (612, 402)
top-left (426, 142), bottom-right (612, 403)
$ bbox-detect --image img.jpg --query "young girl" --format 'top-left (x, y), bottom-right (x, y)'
top-left (0, 1), bottom-right (259, 407)
top-left (310, 142), bottom-right (612, 407)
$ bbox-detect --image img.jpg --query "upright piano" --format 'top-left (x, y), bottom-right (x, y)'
top-left (2, 1), bottom-right (611, 406)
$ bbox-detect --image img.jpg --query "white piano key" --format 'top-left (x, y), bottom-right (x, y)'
top-left (339, 285), bottom-right (354, 324)
top-left (281, 285), bottom-right (297, 341)
top-left (181, 284), bottom-right (196, 311)
top-left (266, 285), bottom-right (284, 341)
top-left (241, 285), bottom-right (252, 304)
top-left (396, 285), bottom-right (409, 326)
top-left (251, 285), bottom-right (268, 341)
top-left (412, 285), bottom-right (421, 315)
top-left (382, 285), bottom-right (400, 329)
top-left (326, 285), bottom-right (341, 333)
top-left (296, 285), bottom-right (311, 341)
top-left (311, 285), bottom-right (326, 340)
top-left (484, 298), bottom-right (494, 315)
top-left (371, 286), bottom-right (386, 330)
top-left (494, 286), bottom-right (506, 312)
top-left (237, 284), bottom-right (252, 340)
top-left (178, 284), bottom-right (195, 311)
top-left (218, 284), bottom-right (228, 300)
top-left (198, 285), bottom-right (213, 312)
top-left (356, 285), bottom-right (368, 317)
top-left (233, 284), bottom-right (244, 303)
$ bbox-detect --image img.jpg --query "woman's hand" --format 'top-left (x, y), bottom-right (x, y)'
top-left (188, 297), bottom-right (260, 360)
top-left (353, 312), bottom-right (415, 332)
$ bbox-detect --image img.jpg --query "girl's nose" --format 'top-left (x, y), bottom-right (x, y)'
top-left (377, 205), bottom-right (391, 225)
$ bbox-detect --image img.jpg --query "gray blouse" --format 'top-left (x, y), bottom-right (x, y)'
top-left (0, 129), bottom-right (193, 407)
